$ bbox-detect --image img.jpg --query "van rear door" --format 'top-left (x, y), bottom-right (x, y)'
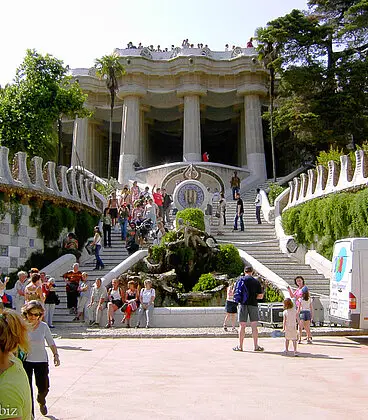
top-left (330, 240), bottom-right (353, 325)
top-left (359, 250), bottom-right (368, 329)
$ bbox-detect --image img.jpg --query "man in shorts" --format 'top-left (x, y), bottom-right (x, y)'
top-left (233, 266), bottom-right (264, 352)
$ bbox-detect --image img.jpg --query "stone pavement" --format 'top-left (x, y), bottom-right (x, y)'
top-left (34, 335), bottom-right (367, 420)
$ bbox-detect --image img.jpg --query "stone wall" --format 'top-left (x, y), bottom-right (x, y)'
top-left (0, 204), bottom-right (43, 274)
top-left (0, 146), bottom-right (105, 274)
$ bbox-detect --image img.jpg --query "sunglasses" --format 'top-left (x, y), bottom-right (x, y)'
top-left (28, 312), bottom-right (42, 317)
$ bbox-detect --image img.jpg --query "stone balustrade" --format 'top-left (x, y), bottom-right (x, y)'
top-left (0, 146), bottom-right (102, 212)
top-left (284, 150), bottom-right (368, 210)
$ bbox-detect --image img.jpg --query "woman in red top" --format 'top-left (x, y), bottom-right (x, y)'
top-left (152, 185), bottom-right (163, 219)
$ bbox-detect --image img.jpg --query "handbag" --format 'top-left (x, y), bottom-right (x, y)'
top-left (121, 302), bottom-right (128, 312)
top-left (54, 294), bottom-right (60, 305)
top-left (215, 211), bottom-right (220, 218)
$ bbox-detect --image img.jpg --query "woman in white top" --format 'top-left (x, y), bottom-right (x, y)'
top-left (22, 300), bottom-right (60, 417)
top-left (223, 280), bottom-right (237, 332)
top-left (106, 279), bottom-right (124, 328)
top-left (136, 279), bottom-right (155, 328)
top-left (91, 226), bottom-right (105, 270)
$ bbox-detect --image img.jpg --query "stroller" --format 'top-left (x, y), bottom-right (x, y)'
top-left (136, 218), bottom-right (154, 244)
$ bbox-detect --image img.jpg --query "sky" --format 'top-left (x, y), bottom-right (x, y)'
top-left (0, 0), bottom-right (309, 86)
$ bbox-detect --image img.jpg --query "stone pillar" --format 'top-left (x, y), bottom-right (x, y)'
top-left (183, 95), bottom-right (201, 161)
top-left (139, 105), bottom-right (150, 168)
top-left (117, 86), bottom-right (146, 184)
top-left (71, 117), bottom-right (89, 168)
top-left (177, 86), bottom-right (206, 162)
top-left (238, 84), bottom-right (268, 181)
top-left (238, 109), bottom-right (246, 167)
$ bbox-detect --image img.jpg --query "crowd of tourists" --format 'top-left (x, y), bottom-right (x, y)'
top-left (97, 182), bottom-right (173, 267)
top-left (125, 38), bottom-right (254, 52)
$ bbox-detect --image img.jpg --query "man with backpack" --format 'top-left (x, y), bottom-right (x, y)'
top-left (233, 266), bottom-right (264, 352)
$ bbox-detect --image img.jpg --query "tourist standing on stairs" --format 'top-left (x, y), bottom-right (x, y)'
top-left (255, 188), bottom-right (262, 224)
top-left (217, 193), bottom-right (227, 236)
top-left (152, 185), bottom-right (163, 219)
top-left (233, 192), bottom-right (244, 231)
top-left (162, 188), bottom-right (173, 225)
top-left (107, 191), bottom-right (119, 227)
top-left (118, 204), bottom-right (130, 241)
top-left (91, 226), bottom-right (105, 270)
top-left (102, 208), bottom-right (112, 248)
top-left (230, 171), bottom-right (240, 200)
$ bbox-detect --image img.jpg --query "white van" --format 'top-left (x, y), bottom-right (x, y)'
top-left (330, 238), bottom-right (368, 329)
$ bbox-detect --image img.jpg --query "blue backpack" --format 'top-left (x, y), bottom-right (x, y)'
top-left (233, 276), bottom-right (249, 304)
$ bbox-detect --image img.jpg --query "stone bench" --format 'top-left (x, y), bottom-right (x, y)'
top-left (97, 306), bottom-right (226, 328)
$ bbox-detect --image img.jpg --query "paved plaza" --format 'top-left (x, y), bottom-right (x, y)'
top-left (33, 336), bottom-right (367, 420)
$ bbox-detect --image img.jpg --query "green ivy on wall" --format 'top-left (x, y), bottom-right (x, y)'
top-left (282, 187), bottom-right (368, 259)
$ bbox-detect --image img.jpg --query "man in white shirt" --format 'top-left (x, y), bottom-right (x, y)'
top-left (255, 188), bottom-right (262, 224)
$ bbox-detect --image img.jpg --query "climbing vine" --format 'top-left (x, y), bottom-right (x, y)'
top-left (282, 187), bottom-right (368, 259)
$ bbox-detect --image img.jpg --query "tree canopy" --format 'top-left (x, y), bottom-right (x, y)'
top-left (0, 49), bottom-right (90, 160)
top-left (256, 1), bottom-right (368, 174)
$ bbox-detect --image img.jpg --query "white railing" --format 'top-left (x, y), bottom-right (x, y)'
top-left (284, 150), bottom-right (368, 211)
top-left (0, 146), bottom-right (103, 212)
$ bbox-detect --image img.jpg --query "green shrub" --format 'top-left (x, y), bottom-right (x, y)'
top-left (61, 207), bottom-right (76, 230)
top-left (316, 146), bottom-right (344, 168)
top-left (161, 230), bottom-right (177, 245)
top-left (192, 273), bottom-right (220, 291)
top-left (268, 183), bottom-right (286, 206)
top-left (281, 188), bottom-right (368, 259)
top-left (216, 244), bottom-right (243, 277)
top-left (150, 245), bottom-right (166, 263)
top-left (176, 208), bottom-right (205, 231)
top-left (39, 201), bottom-right (64, 242)
top-left (263, 285), bottom-right (284, 302)
top-left (75, 210), bottom-right (98, 249)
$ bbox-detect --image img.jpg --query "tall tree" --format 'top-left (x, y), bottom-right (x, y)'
top-left (0, 49), bottom-right (89, 160)
top-left (94, 54), bottom-right (125, 179)
top-left (256, 3), bottom-right (368, 172)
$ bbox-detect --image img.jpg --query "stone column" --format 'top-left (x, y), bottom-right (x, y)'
top-left (139, 105), bottom-right (150, 168)
top-left (238, 85), bottom-right (268, 181)
top-left (117, 86), bottom-right (146, 184)
top-left (177, 86), bottom-right (206, 162)
top-left (71, 117), bottom-right (89, 168)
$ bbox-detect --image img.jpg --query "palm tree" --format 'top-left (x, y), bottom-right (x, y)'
top-left (95, 54), bottom-right (125, 179)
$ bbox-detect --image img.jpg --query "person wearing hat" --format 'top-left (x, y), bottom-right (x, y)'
top-left (233, 266), bottom-right (264, 352)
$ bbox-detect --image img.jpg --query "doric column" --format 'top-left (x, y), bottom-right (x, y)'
top-left (117, 86), bottom-right (146, 184)
top-left (177, 86), bottom-right (206, 162)
top-left (71, 117), bottom-right (89, 168)
top-left (238, 84), bottom-right (268, 181)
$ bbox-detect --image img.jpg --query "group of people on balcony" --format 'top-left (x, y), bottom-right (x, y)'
top-left (125, 38), bottom-right (254, 52)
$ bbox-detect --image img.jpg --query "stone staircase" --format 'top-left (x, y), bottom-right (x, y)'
top-left (211, 184), bottom-right (330, 296)
top-left (53, 227), bottom-right (130, 322)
